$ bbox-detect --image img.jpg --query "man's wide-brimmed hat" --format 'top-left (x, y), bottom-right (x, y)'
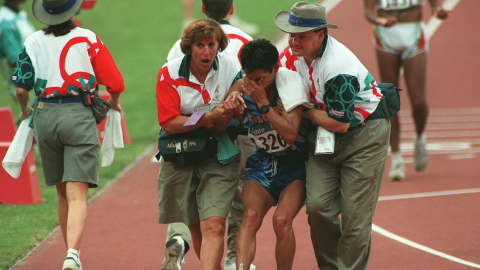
top-left (275, 1), bottom-right (338, 33)
top-left (32, 0), bottom-right (85, 25)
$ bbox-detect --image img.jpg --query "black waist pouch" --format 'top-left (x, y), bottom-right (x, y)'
top-left (369, 83), bottom-right (402, 120)
top-left (157, 127), bottom-right (218, 166)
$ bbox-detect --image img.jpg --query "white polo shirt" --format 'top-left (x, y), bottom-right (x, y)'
top-left (156, 52), bottom-right (242, 128)
top-left (279, 35), bottom-right (383, 127)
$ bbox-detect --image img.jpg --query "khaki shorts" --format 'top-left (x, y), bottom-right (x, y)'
top-left (33, 102), bottom-right (100, 188)
top-left (158, 155), bottom-right (240, 226)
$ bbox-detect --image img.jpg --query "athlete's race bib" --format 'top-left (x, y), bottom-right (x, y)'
top-left (379, 0), bottom-right (418, 10)
top-left (248, 126), bottom-right (290, 155)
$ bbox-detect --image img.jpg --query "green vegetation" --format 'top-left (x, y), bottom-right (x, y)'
top-left (0, 0), bottom-right (297, 268)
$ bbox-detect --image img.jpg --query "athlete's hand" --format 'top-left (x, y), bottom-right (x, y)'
top-left (243, 77), bottom-right (269, 107)
top-left (433, 7), bottom-right (450, 20)
top-left (376, 16), bottom-right (397, 27)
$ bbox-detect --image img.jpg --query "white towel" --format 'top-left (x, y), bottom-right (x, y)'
top-left (275, 67), bottom-right (313, 112)
top-left (101, 110), bottom-right (124, 167)
top-left (2, 116), bottom-right (34, 179)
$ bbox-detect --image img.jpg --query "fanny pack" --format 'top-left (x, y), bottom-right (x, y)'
top-left (78, 76), bottom-right (111, 124)
top-left (156, 125), bottom-right (239, 166)
top-left (157, 127), bottom-right (218, 166)
top-left (369, 83), bottom-right (402, 120)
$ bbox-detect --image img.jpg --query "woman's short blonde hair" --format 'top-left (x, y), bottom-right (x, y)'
top-left (180, 18), bottom-right (229, 55)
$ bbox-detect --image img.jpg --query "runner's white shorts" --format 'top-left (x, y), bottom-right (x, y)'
top-left (373, 21), bottom-right (428, 60)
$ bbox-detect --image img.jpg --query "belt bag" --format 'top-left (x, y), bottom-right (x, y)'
top-left (80, 90), bottom-right (111, 124)
top-left (369, 83), bottom-right (402, 120)
top-left (157, 127), bottom-right (218, 166)
top-left (89, 94), bottom-right (111, 124)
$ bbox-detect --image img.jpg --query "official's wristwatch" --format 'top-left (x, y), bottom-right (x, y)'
top-left (259, 104), bottom-right (271, 114)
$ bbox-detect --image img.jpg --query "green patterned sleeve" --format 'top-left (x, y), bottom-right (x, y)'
top-left (323, 74), bottom-right (360, 123)
top-left (13, 46), bottom-right (34, 91)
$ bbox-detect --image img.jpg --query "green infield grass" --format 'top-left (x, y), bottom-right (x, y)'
top-left (0, 0), bottom-right (297, 268)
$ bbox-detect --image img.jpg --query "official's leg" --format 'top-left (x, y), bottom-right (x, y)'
top-left (305, 151), bottom-right (342, 270)
top-left (188, 223), bottom-right (202, 259)
top-left (199, 216), bottom-right (227, 270)
top-left (196, 155), bottom-right (240, 269)
top-left (65, 181), bottom-right (89, 250)
top-left (273, 180), bottom-right (305, 270)
top-left (236, 180), bottom-right (274, 270)
top-left (56, 182), bottom-right (68, 247)
top-left (337, 119), bottom-right (390, 270)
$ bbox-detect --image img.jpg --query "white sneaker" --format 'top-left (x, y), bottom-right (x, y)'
top-left (388, 160), bottom-right (405, 181)
top-left (161, 236), bottom-right (186, 270)
top-left (224, 257), bottom-right (256, 270)
top-left (413, 136), bottom-right (429, 171)
top-left (62, 249), bottom-right (82, 270)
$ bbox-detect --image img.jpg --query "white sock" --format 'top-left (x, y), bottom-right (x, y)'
top-left (67, 248), bottom-right (79, 258)
top-left (414, 132), bottom-right (426, 143)
top-left (391, 152), bottom-right (403, 164)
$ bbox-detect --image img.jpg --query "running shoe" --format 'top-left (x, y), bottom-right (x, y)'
top-left (414, 137), bottom-right (429, 171)
top-left (224, 257), bottom-right (256, 270)
top-left (161, 236), bottom-right (185, 270)
top-left (388, 160), bottom-right (405, 181)
top-left (62, 250), bottom-right (82, 270)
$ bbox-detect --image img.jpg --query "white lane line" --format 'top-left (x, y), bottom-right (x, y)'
top-left (372, 224), bottom-right (480, 269)
top-left (425, 0), bottom-right (462, 40)
top-left (378, 188), bottom-right (480, 201)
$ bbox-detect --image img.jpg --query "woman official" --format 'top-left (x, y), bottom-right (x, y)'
top-left (156, 18), bottom-right (242, 270)
top-left (14, 0), bottom-right (125, 269)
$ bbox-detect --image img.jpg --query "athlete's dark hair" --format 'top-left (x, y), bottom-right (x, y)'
top-left (202, 0), bottom-right (233, 20)
top-left (42, 19), bottom-right (77, 37)
top-left (240, 39), bottom-right (279, 74)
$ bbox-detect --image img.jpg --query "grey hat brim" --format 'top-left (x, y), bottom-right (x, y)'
top-left (274, 10), bottom-right (338, 33)
top-left (32, 0), bottom-right (85, 25)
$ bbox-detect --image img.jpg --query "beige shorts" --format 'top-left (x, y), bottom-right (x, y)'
top-left (157, 155), bottom-right (240, 226)
top-left (33, 101), bottom-right (100, 188)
